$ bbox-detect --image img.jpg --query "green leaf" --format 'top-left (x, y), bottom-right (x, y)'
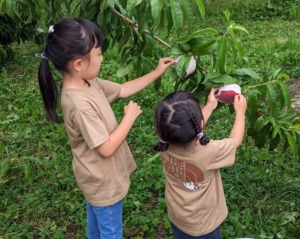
top-left (175, 55), bottom-right (191, 78)
top-left (3, 0), bottom-right (17, 20)
top-left (208, 74), bottom-right (238, 84)
top-left (181, 0), bottom-right (194, 31)
top-left (272, 125), bottom-right (280, 139)
top-left (195, 0), bottom-right (205, 18)
top-left (246, 91), bottom-right (258, 120)
top-left (170, 0), bottom-right (183, 36)
top-left (230, 68), bottom-right (261, 80)
top-left (286, 132), bottom-right (297, 154)
top-left (254, 125), bottom-right (269, 148)
top-left (228, 38), bottom-right (245, 61)
top-left (231, 23), bottom-right (249, 35)
top-left (272, 68), bottom-right (281, 79)
top-left (234, 38), bottom-right (244, 59)
top-left (83, 3), bottom-right (100, 19)
top-left (169, 46), bottom-right (186, 55)
top-left (116, 61), bottom-right (135, 77)
top-left (228, 38), bottom-right (237, 62)
top-left (0, 158), bottom-right (11, 179)
top-left (150, 0), bottom-right (164, 31)
top-left (267, 84), bottom-right (278, 116)
top-left (296, 134), bottom-right (300, 160)
top-left (254, 116), bottom-right (266, 132)
top-left (176, 28), bottom-right (218, 43)
top-left (165, 1), bottom-right (173, 33)
top-left (224, 9), bottom-right (231, 25)
top-left (101, 0), bottom-right (116, 9)
top-left (127, 0), bottom-right (143, 18)
top-left (188, 38), bottom-right (217, 56)
top-left (277, 81), bottom-right (291, 107)
top-left (269, 134), bottom-right (280, 151)
top-left (217, 36), bottom-right (227, 74)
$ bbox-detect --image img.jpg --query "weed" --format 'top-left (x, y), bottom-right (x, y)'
top-left (1, 14), bottom-right (299, 239)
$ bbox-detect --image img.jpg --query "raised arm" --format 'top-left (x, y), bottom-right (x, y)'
top-left (229, 95), bottom-right (247, 148)
top-left (201, 88), bottom-right (219, 125)
top-left (96, 101), bottom-right (142, 158)
top-left (119, 57), bottom-right (174, 98)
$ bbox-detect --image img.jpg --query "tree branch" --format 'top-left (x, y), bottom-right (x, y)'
top-left (108, 5), bottom-right (171, 48)
top-left (108, 5), bottom-right (208, 73)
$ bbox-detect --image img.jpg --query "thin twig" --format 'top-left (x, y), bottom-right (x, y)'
top-left (248, 80), bottom-right (278, 88)
top-left (108, 5), bottom-right (209, 73)
top-left (108, 5), bottom-right (171, 48)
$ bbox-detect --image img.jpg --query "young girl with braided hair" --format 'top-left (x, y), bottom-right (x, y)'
top-left (154, 89), bottom-right (247, 238)
top-left (38, 17), bottom-right (174, 239)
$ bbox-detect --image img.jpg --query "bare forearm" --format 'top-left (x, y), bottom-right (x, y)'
top-left (119, 70), bottom-right (161, 98)
top-left (202, 88), bottom-right (219, 125)
top-left (202, 105), bottom-right (214, 125)
top-left (96, 114), bottom-right (135, 157)
top-left (229, 112), bottom-right (245, 147)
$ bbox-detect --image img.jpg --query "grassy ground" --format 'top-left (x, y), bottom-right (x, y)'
top-left (1, 4), bottom-right (300, 239)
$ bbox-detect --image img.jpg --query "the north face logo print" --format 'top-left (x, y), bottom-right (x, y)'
top-left (163, 156), bottom-right (204, 191)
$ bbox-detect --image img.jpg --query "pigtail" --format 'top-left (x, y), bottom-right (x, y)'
top-left (38, 57), bottom-right (58, 122)
top-left (153, 140), bottom-right (169, 152)
top-left (188, 107), bottom-right (210, 145)
top-left (153, 120), bottom-right (169, 151)
top-left (197, 132), bottom-right (210, 145)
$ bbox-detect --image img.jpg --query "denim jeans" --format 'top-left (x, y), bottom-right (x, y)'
top-left (86, 200), bottom-right (123, 239)
top-left (170, 221), bottom-right (221, 239)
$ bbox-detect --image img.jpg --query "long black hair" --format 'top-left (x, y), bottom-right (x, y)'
top-left (154, 90), bottom-right (210, 151)
top-left (38, 18), bottom-right (104, 122)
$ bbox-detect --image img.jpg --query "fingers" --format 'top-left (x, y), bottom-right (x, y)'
top-left (124, 101), bottom-right (142, 118)
top-left (234, 94), bottom-right (247, 113)
top-left (160, 57), bottom-right (175, 63)
top-left (210, 87), bottom-right (220, 95)
top-left (161, 57), bottom-right (176, 67)
top-left (234, 94), bottom-right (246, 102)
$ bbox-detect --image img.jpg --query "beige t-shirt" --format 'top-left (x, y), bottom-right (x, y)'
top-left (160, 138), bottom-right (236, 236)
top-left (61, 78), bottom-right (137, 206)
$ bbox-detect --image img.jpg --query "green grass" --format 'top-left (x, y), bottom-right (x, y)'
top-left (1, 8), bottom-right (300, 239)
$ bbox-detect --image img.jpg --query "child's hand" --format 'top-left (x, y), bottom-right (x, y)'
top-left (154, 57), bottom-right (175, 76)
top-left (233, 95), bottom-right (247, 114)
top-left (124, 101), bottom-right (142, 121)
top-left (206, 88), bottom-right (219, 111)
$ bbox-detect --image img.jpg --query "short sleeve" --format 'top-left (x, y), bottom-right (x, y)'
top-left (73, 109), bottom-right (109, 149)
top-left (209, 139), bottom-right (237, 169)
top-left (96, 78), bottom-right (121, 103)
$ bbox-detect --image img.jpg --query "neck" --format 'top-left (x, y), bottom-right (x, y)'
top-left (62, 74), bottom-right (90, 89)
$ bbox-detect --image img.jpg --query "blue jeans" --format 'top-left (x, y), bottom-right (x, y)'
top-left (86, 200), bottom-right (123, 239)
top-left (170, 222), bottom-right (221, 239)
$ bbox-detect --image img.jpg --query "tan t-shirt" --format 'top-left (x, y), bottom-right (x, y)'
top-left (160, 138), bottom-right (236, 236)
top-left (61, 78), bottom-right (137, 206)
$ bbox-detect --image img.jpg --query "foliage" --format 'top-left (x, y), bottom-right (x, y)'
top-left (0, 0), bottom-right (299, 156)
top-left (205, 0), bottom-right (300, 21)
top-left (0, 31), bottom-right (299, 238)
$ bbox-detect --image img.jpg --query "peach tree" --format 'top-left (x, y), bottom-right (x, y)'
top-left (1, 0), bottom-right (299, 157)
top-left (80, 0), bottom-right (299, 157)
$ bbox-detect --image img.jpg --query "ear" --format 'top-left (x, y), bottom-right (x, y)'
top-left (72, 58), bottom-right (84, 72)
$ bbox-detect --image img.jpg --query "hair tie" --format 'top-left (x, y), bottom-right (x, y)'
top-left (197, 132), bottom-right (204, 140)
top-left (160, 139), bottom-right (167, 144)
top-left (41, 52), bottom-right (48, 60)
top-left (48, 25), bottom-right (55, 33)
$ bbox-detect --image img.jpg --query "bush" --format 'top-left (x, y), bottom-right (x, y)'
top-left (0, 13), bottom-right (41, 68)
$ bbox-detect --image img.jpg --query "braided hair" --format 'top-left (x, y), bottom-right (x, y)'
top-left (154, 90), bottom-right (209, 152)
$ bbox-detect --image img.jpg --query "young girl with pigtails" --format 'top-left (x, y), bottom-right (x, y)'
top-left (38, 17), bottom-right (174, 239)
top-left (154, 89), bottom-right (247, 239)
